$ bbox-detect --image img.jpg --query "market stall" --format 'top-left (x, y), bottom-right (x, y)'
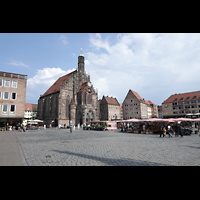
top-left (117, 117), bottom-right (199, 135)
top-left (86, 120), bottom-right (117, 131)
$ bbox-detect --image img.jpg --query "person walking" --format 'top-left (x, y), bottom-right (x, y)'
top-left (160, 125), bottom-right (165, 137)
top-left (175, 124), bottom-right (179, 137)
top-left (168, 124), bottom-right (172, 137)
top-left (179, 125), bottom-right (183, 137)
top-left (69, 120), bottom-right (73, 133)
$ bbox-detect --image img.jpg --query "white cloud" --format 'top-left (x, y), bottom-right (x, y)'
top-left (27, 67), bottom-right (75, 102)
top-left (28, 67), bottom-right (75, 88)
top-left (86, 33), bottom-right (200, 105)
top-left (7, 61), bottom-right (29, 67)
top-left (60, 34), bottom-right (68, 45)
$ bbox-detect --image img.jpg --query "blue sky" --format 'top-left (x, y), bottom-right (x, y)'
top-left (1, 33), bottom-right (200, 105)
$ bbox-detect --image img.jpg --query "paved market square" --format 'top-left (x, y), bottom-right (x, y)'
top-left (13, 128), bottom-right (200, 166)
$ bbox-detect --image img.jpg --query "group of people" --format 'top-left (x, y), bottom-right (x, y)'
top-left (160, 124), bottom-right (183, 138)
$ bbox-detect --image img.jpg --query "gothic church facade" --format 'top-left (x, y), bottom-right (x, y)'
top-left (37, 54), bottom-right (99, 126)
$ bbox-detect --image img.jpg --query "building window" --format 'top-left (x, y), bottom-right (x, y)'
top-left (186, 110), bottom-right (191, 114)
top-left (192, 110), bottom-right (198, 113)
top-left (11, 92), bottom-right (16, 100)
top-left (5, 80), bottom-right (10, 87)
top-left (0, 79), bottom-right (2, 86)
top-left (0, 91), bottom-right (1, 99)
top-left (10, 105), bottom-right (15, 114)
top-left (4, 92), bottom-right (9, 100)
top-left (12, 80), bottom-right (18, 88)
top-left (2, 104), bottom-right (8, 114)
top-left (192, 105), bottom-right (197, 108)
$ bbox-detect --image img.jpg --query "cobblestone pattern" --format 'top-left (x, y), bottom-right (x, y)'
top-left (15, 128), bottom-right (200, 166)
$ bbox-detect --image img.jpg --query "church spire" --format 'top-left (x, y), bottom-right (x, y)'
top-left (78, 49), bottom-right (85, 72)
top-left (79, 48), bottom-right (84, 57)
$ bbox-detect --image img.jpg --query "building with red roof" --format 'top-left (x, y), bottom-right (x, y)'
top-left (122, 89), bottom-right (158, 119)
top-left (100, 96), bottom-right (122, 121)
top-left (162, 90), bottom-right (200, 118)
top-left (23, 103), bottom-right (38, 125)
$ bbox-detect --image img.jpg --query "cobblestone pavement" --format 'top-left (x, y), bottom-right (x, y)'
top-left (15, 128), bottom-right (200, 166)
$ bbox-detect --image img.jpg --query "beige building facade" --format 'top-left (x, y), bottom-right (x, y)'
top-left (0, 71), bottom-right (27, 129)
top-left (162, 90), bottom-right (200, 118)
top-left (123, 89), bottom-right (158, 119)
top-left (100, 96), bottom-right (121, 121)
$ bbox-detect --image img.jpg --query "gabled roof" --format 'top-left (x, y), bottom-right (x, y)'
top-left (162, 90), bottom-right (200, 104)
top-left (130, 90), bottom-right (149, 105)
top-left (78, 82), bottom-right (88, 93)
top-left (126, 90), bottom-right (157, 106)
top-left (41, 70), bottom-right (77, 97)
top-left (130, 90), bottom-right (143, 100)
top-left (25, 103), bottom-right (33, 111)
top-left (25, 103), bottom-right (37, 111)
top-left (102, 96), bottom-right (120, 106)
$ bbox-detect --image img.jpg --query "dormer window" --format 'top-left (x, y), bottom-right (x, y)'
top-left (186, 97), bottom-right (190, 100)
top-left (174, 98), bottom-right (178, 101)
top-left (180, 98), bottom-right (183, 101)
top-left (193, 96), bottom-right (197, 99)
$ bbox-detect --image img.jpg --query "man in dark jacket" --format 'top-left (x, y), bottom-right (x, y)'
top-left (179, 125), bottom-right (183, 137)
top-left (160, 125), bottom-right (165, 137)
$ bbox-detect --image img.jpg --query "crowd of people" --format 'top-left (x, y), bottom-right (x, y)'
top-left (160, 124), bottom-right (183, 137)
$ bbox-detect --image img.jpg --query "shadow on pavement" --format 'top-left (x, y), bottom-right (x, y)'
top-left (52, 150), bottom-right (170, 166)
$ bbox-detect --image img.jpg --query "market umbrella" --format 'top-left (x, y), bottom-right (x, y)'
top-left (166, 119), bottom-right (175, 123)
top-left (191, 118), bottom-right (200, 122)
top-left (32, 119), bottom-right (44, 123)
top-left (142, 118), bottom-right (166, 122)
top-left (172, 118), bottom-right (193, 122)
top-left (124, 118), bottom-right (141, 122)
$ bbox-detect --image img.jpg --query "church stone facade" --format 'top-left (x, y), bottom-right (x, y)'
top-left (37, 54), bottom-right (99, 126)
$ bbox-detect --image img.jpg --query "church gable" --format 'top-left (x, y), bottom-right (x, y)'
top-left (41, 70), bottom-right (77, 97)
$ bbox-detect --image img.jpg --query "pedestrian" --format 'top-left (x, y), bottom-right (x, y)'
top-left (175, 124), bottom-right (179, 137)
top-left (143, 124), bottom-right (146, 134)
top-left (164, 126), bottom-right (167, 136)
top-left (69, 120), bottom-right (73, 133)
top-left (168, 124), bottom-right (172, 137)
top-left (160, 125), bottom-right (165, 137)
top-left (179, 125), bottom-right (183, 137)
top-left (21, 124), bottom-right (25, 132)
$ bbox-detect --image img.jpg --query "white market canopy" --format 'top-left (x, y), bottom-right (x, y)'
top-left (28, 119), bottom-right (44, 123)
top-left (117, 117), bottom-right (198, 123)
